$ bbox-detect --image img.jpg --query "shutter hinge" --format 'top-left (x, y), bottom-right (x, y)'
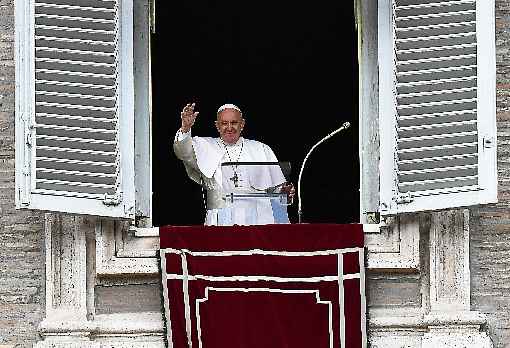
top-left (483, 136), bottom-right (495, 149)
top-left (103, 192), bottom-right (122, 206)
top-left (365, 212), bottom-right (380, 224)
top-left (19, 187), bottom-right (30, 206)
top-left (396, 192), bottom-right (413, 204)
top-left (25, 123), bottom-right (34, 147)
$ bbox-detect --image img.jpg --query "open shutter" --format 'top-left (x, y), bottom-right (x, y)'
top-left (379, 0), bottom-right (497, 215)
top-left (15, 0), bottom-right (136, 218)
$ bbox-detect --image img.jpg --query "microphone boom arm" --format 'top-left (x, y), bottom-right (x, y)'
top-left (297, 122), bottom-right (351, 223)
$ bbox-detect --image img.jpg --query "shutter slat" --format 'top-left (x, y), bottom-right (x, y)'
top-left (396, 65), bottom-right (477, 77)
top-left (35, 178), bottom-right (115, 189)
top-left (396, 42), bottom-right (476, 55)
top-left (36, 68), bottom-right (115, 79)
top-left (406, 185), bottom-right (481, 198)
top-left (398, 153), bottom-right (478, 171)
top-left (396, 20), bottom-right (476, 33)
top-left (35, 14), bottom-right (114, 25)
top-left (35, 3), bottom-right (117, 13)
top-left (398, 175), bottom-right (478, 192)
top-left (397, 53), bottom-right (476, 67)
top-left (395, 10), bottom-right (475, 23)
top-left (35, 179), bottom-right (116, 195)
top-left (36, 145), bottom-right (116, 155)
top-left (397, 76), bottom-right (476, 89)
top-left (36, 90), bottom-right (116, 102)
top-left (396, 31), bottom-right (475, 44)
top-left (36, 134), bottom-right (116, 144)
top-left (396, 98), bottom-right (476, 110)
top-left (36, 47), bottom-right (114, 58)
top-left (397, 142), bottom-right (478, 161)
top-left (36, 101), bottom-right (116, 112)
top-left (395, 0), bottom-right (475, 11)
top-left (36, 113), bottom-right (116, 125)
top-left (36, 57), bottom-right (115, 69)
top-left (35, 24), bottom-right (115, 35)
top-left (399, 164), bottom-right (477, 176)
top-left (36, 135), bottom-right (117, 152)
top-left (397, 87), bottom-right (477, 99)
top-left (398, 109), bottom-right (476, 122)
top-left (36, 80), bottom-right (115, 91)
top-left (37, 168), bottom-right (117, 182)
top-left (32, 188), bottom-right (105, 199)
top-left (35, 35), bottom-right (116, 47)
top-left (398, 120), bottom-right (477, 138)
top-left (36, 156), bottom-right (116, 173)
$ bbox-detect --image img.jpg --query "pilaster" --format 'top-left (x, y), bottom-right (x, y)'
top-left (35, 214), bottom-right (98, 348)
top-left (422, 209), bottom-right (493, 348)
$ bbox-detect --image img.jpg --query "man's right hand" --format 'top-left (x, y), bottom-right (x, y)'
top-left (180, 102), bottom-right (199, 133)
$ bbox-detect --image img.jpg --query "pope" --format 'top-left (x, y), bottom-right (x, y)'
top-left (173, 102), bottom-right (295, 226)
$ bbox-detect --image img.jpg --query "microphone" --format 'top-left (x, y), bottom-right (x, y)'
top-left (297, 122), bottom-right (351, 223)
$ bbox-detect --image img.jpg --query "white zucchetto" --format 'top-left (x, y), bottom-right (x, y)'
top-left (217, 103), bottom-right (242, 115)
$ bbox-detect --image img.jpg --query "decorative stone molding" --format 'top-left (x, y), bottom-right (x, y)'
top-left (95, 219), bottom-right (159, 277)
top-left (368, 309), bottom-right (427, 347)
top-left (365, 215), bottom-right (420, 271)
top-left (96, 216), bottom-right (421, 274)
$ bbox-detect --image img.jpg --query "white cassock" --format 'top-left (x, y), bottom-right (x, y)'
top-left (174, 130), bottom-right (290, 226)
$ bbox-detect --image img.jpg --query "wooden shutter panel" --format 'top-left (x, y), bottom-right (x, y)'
top-left (379, 0), bottom-right (497, 215)
top-left (15, 0), bottom-right (135, 218)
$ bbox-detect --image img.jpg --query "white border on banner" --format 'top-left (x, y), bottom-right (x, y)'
top-left (195, 287), bottom-right (333, 348)
top-left (160, 247), bottom-right (367, 348)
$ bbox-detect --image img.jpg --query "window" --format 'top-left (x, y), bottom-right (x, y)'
top-left (15, 0), bottom-right (497, 223)
top-left (15, 0), bottom-right (151, 219)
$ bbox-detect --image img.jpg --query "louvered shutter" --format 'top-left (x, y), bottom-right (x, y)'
top-left (15, 0), bottom-right (136, 218)
top-left (379, 0), bottom-right (497, 215)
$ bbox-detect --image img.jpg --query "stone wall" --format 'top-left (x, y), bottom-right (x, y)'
top-left (0, 1), bottom-right (45, 347)
top-left (471, 1), bottom-right (510, 347)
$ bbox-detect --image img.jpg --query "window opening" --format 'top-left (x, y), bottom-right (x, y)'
top-left (151, 2), bottom-right (359, 225)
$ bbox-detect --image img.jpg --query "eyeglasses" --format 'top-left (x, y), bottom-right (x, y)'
top-left (217, 120), bottom-right (243, 128)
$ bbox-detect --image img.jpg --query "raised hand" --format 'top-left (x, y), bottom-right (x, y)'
top-left (180, 102), bottom-right (199, 133)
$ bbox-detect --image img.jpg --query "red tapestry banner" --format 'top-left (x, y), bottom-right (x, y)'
top-left (159, 223), bottom-right (366, 348)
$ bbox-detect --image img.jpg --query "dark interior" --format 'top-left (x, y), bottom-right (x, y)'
top-left (151, 1), bottom-right (359, 226)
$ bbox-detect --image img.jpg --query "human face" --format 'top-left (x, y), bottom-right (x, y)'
top-left (216, 109), bottom-right (245, 144)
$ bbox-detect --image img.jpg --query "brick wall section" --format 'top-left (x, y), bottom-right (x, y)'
top-left (471, 1), bottom-right (510, 347)
top-left (0, 1), bottom-right (45, 347)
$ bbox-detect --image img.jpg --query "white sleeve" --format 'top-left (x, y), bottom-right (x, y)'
top-left (175, 129), bottom-right (191, 142)
top-left (173, 130), bottom-right (203, 184)
top-left (263, 143), bottom-right (286, 185)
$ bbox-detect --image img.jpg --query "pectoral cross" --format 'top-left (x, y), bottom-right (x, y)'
top-left (230, 172), bottom-right (239, 187)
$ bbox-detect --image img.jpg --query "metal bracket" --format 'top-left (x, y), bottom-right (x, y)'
top-left (396, 191), bottom-right (413, 204)
top-left (103, 192), bottom-right (122, 206)
top-left (483, 136), bottom-right (495, 149)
